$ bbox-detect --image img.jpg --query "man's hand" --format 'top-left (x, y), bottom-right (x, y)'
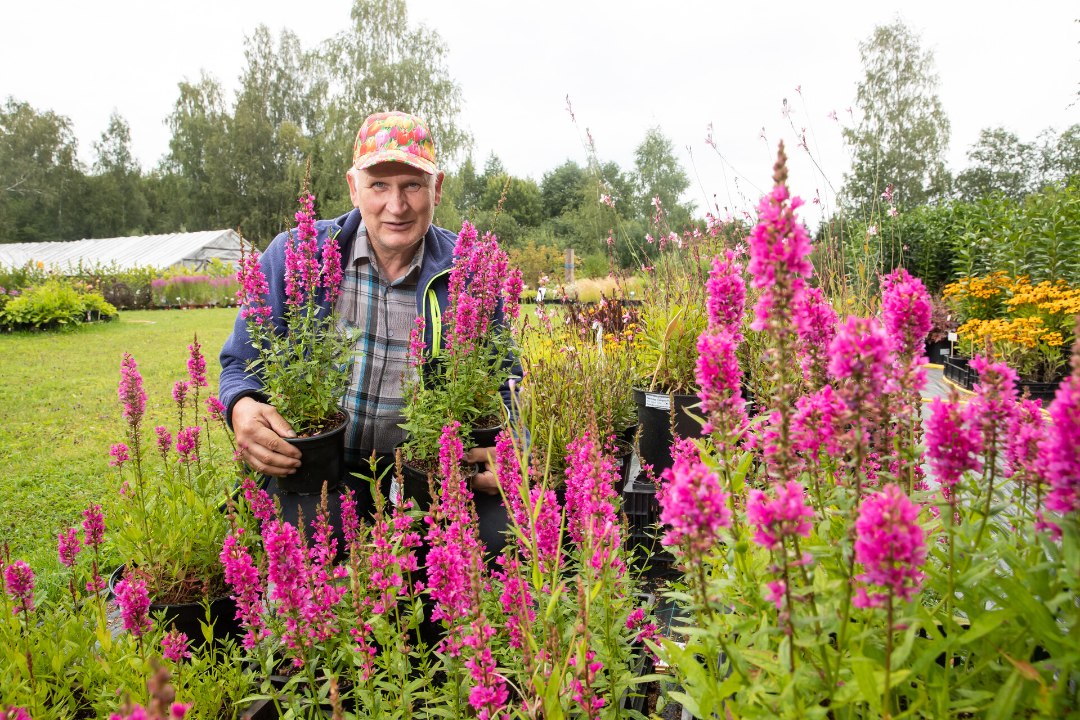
top-left (232, 396), bottom-right (302, 477)
top-left (465, 445), bottom-right (499, 495)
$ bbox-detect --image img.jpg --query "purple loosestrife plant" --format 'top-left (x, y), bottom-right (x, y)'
top-left (746, 143), bottom-right (816, 483)
top-left (401, 222), bottom-right (521, 464)
top-left (852, 484), bottom-right (927, 714)
top-left (235, 189), bottom-right (354, 436)
top-left (108, 341), bottom-right (237, 606)
top-left (115, 575), bottom-right (152, 639)
top-left (161, 629), bottom-right (191, 663)
top-left (1041, 332), bottom-right (1080, 520)
top-left (652, 139), bottom-right (1080, 719)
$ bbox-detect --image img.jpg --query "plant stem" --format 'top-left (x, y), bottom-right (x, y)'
top-left (973, 438), bottom-right (997, 548)
top-left (884, 593), bottom-right (894, 719)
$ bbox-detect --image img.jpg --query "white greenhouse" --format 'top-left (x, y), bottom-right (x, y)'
top-left (0, 230), bottom-right (243, 272)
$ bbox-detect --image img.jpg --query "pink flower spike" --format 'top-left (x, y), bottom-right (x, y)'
top-left (205, 395), bottom-right (227, 422)
top-left (5, 560), bottom-right (35, 615)
top-left (82, 504), bottom-right (105, 549)
top-left (187, 337), bottom-right (208, 388)
top-left (109, 442), bottom-right (130, 468)
top-left (1041, 372), bottom-right (1080, 517)
top-left (659, 440), bottom-right (731, 556)
top-left (162, 628), bottom-right (192, 662)
top-left (852, 484), bottom-right (926, 608)
top-left (118, 353), bottom-right (147, 429)
top-left (880, 267), bottom-right (932, 359)
top-left (155, 426), bottom-right (172, 459)
top-left (114, 576), bottom-right (152, 637)
top-left (924, 397), bottom-right (982, 489)
top-left (58, 527), bottom-right (82, 568)
top-left (746, 481), bottom-right (814, 551)
top-left (175, 426), bottom-right (201, 464)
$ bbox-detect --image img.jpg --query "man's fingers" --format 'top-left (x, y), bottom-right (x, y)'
top-left (471, 469), bottom-right (500, 495)
top-left (264, 410), bottom-right (298, 440)
top-left (258, 427), bottom-right (301, 461)
top-left (240, 441), bottom-right (300, 477)
top-left (464, 446), bottom-right (496, 464)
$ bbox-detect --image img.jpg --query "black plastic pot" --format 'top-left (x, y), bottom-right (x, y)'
top-left (925, 338), bottom-right (952, 364)
top-left (397, 422), bottom-right (504, 510)
top-left (279, 410), bottom-right (349, 495)
top-left (1016, 378), bottom-right (1063, 405)
top-left (633, 388), bottom-right (700, 482)
top-left (109, 566), bottom-right (240, 648)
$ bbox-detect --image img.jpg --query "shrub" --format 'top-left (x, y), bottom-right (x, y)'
top-left (0, 279), bottom-right (117, 331)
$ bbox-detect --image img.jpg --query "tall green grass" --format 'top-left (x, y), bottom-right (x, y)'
top-left (0, 309), bottom-right (238, 575)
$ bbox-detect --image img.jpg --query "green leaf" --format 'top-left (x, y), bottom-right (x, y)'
top-left (852, 656), bottom-right (882, 713)
top-left (956, 609), bottom-right (1010, 645)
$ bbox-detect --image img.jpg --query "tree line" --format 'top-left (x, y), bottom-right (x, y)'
top-left (2, 9), bottom-right (1077, 286)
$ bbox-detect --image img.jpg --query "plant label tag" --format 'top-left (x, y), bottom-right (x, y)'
top-left (389, 478), bottom-right (402, 507)
top-left (645, 393), bottom-right (670, 411)
top-left (947, 332), bottom-right (957, 342)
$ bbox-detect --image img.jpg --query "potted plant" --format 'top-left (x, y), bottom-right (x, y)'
top-left (398, 221), bottom-right (522, 502)
top-left (925, 292), bottom-right (956, 363)
top-left (107, 338), bottom-right (241, 644)
top-left (521, 295), bottom-right (638, 484)
top-left (632, 226), bottom-right (730, 480)
top-left (235, 187), bottom-right (356, 494)
top-left (948, 274), bottom-right (1079, 398)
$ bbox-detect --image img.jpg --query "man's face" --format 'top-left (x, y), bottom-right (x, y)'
top-left (347, 163), bottom-right (444, 260)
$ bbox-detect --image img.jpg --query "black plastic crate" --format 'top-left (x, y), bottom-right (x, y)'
top-left (623, 477), bottom-right (660, 534)
top-left (626, 528), bottom-right (676, 579)
top-left (943, 355), bottom-right (977, 389)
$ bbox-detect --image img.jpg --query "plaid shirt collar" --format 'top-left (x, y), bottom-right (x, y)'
top-left (346, 221), bottom-right (426, 284)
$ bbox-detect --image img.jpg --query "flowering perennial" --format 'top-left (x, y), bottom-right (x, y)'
top-left (853, 484), bottom-right (927, 608)
top-left (659, 439), bottom-right (731, 556)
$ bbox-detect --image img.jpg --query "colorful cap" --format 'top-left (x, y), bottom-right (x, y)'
top-left (352, 111), bottom-right (437, 175)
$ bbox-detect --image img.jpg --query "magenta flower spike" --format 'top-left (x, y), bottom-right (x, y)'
top-left (659, 439), bottom-right (731, 556)
top-left (109, 442), bottom-right (131, 468)
top-left (696, 328), bottom-right (747, 438)
top-left (115, 576), bottom-right (152, 637)
top-left (81, 504), bottom-right (105, 549)
top-left (186, 337), bottom-right (208, 388)
top-left (4, 560), bottom-right (35, 615)
top-left (58, 527), bottom-right (81, 568)
top-left (1042, 371), bottom-right (1080, 517)
top-left (118, 352), bottom-right (147, 430)
top-left (746, 480), bottom-right (814, 551)
top-left (161, 628), bottom-right (192, 662)
top-left (746, 146), bottom-right (814, 335)
top-left (706, 249), bottom-right (746, 334)
top-left (880, 267), bottom-right (932, 359)
top-left (793, 287), bottom-right (838, 387)
top-left (175, 426), bottom-right (200, 464)
top-left (924, 396), bottom-right (983, 489)
top-left (219, 530), bottom-right (266, 650)
top-left (853, 484), bottom-right (927, 608)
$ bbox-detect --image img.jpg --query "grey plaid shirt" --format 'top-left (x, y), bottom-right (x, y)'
top-left (336, 223), bottom-right (423, 462)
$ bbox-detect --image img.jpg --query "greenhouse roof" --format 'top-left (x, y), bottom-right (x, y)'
top-left (0, 230), bottom-right (243, 272)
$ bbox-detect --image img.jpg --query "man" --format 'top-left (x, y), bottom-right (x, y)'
top-left (218, 111), bottom-right (510, 552)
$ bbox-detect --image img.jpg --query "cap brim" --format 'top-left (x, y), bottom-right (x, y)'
top-left (354, 148), bottom-right (437, 175)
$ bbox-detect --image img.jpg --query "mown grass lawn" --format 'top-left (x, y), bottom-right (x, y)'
top-left (0, 308), bottom-right (238, 576)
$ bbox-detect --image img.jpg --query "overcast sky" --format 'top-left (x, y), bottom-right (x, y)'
top-left (3, 1), bottom-right (1077, 227)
